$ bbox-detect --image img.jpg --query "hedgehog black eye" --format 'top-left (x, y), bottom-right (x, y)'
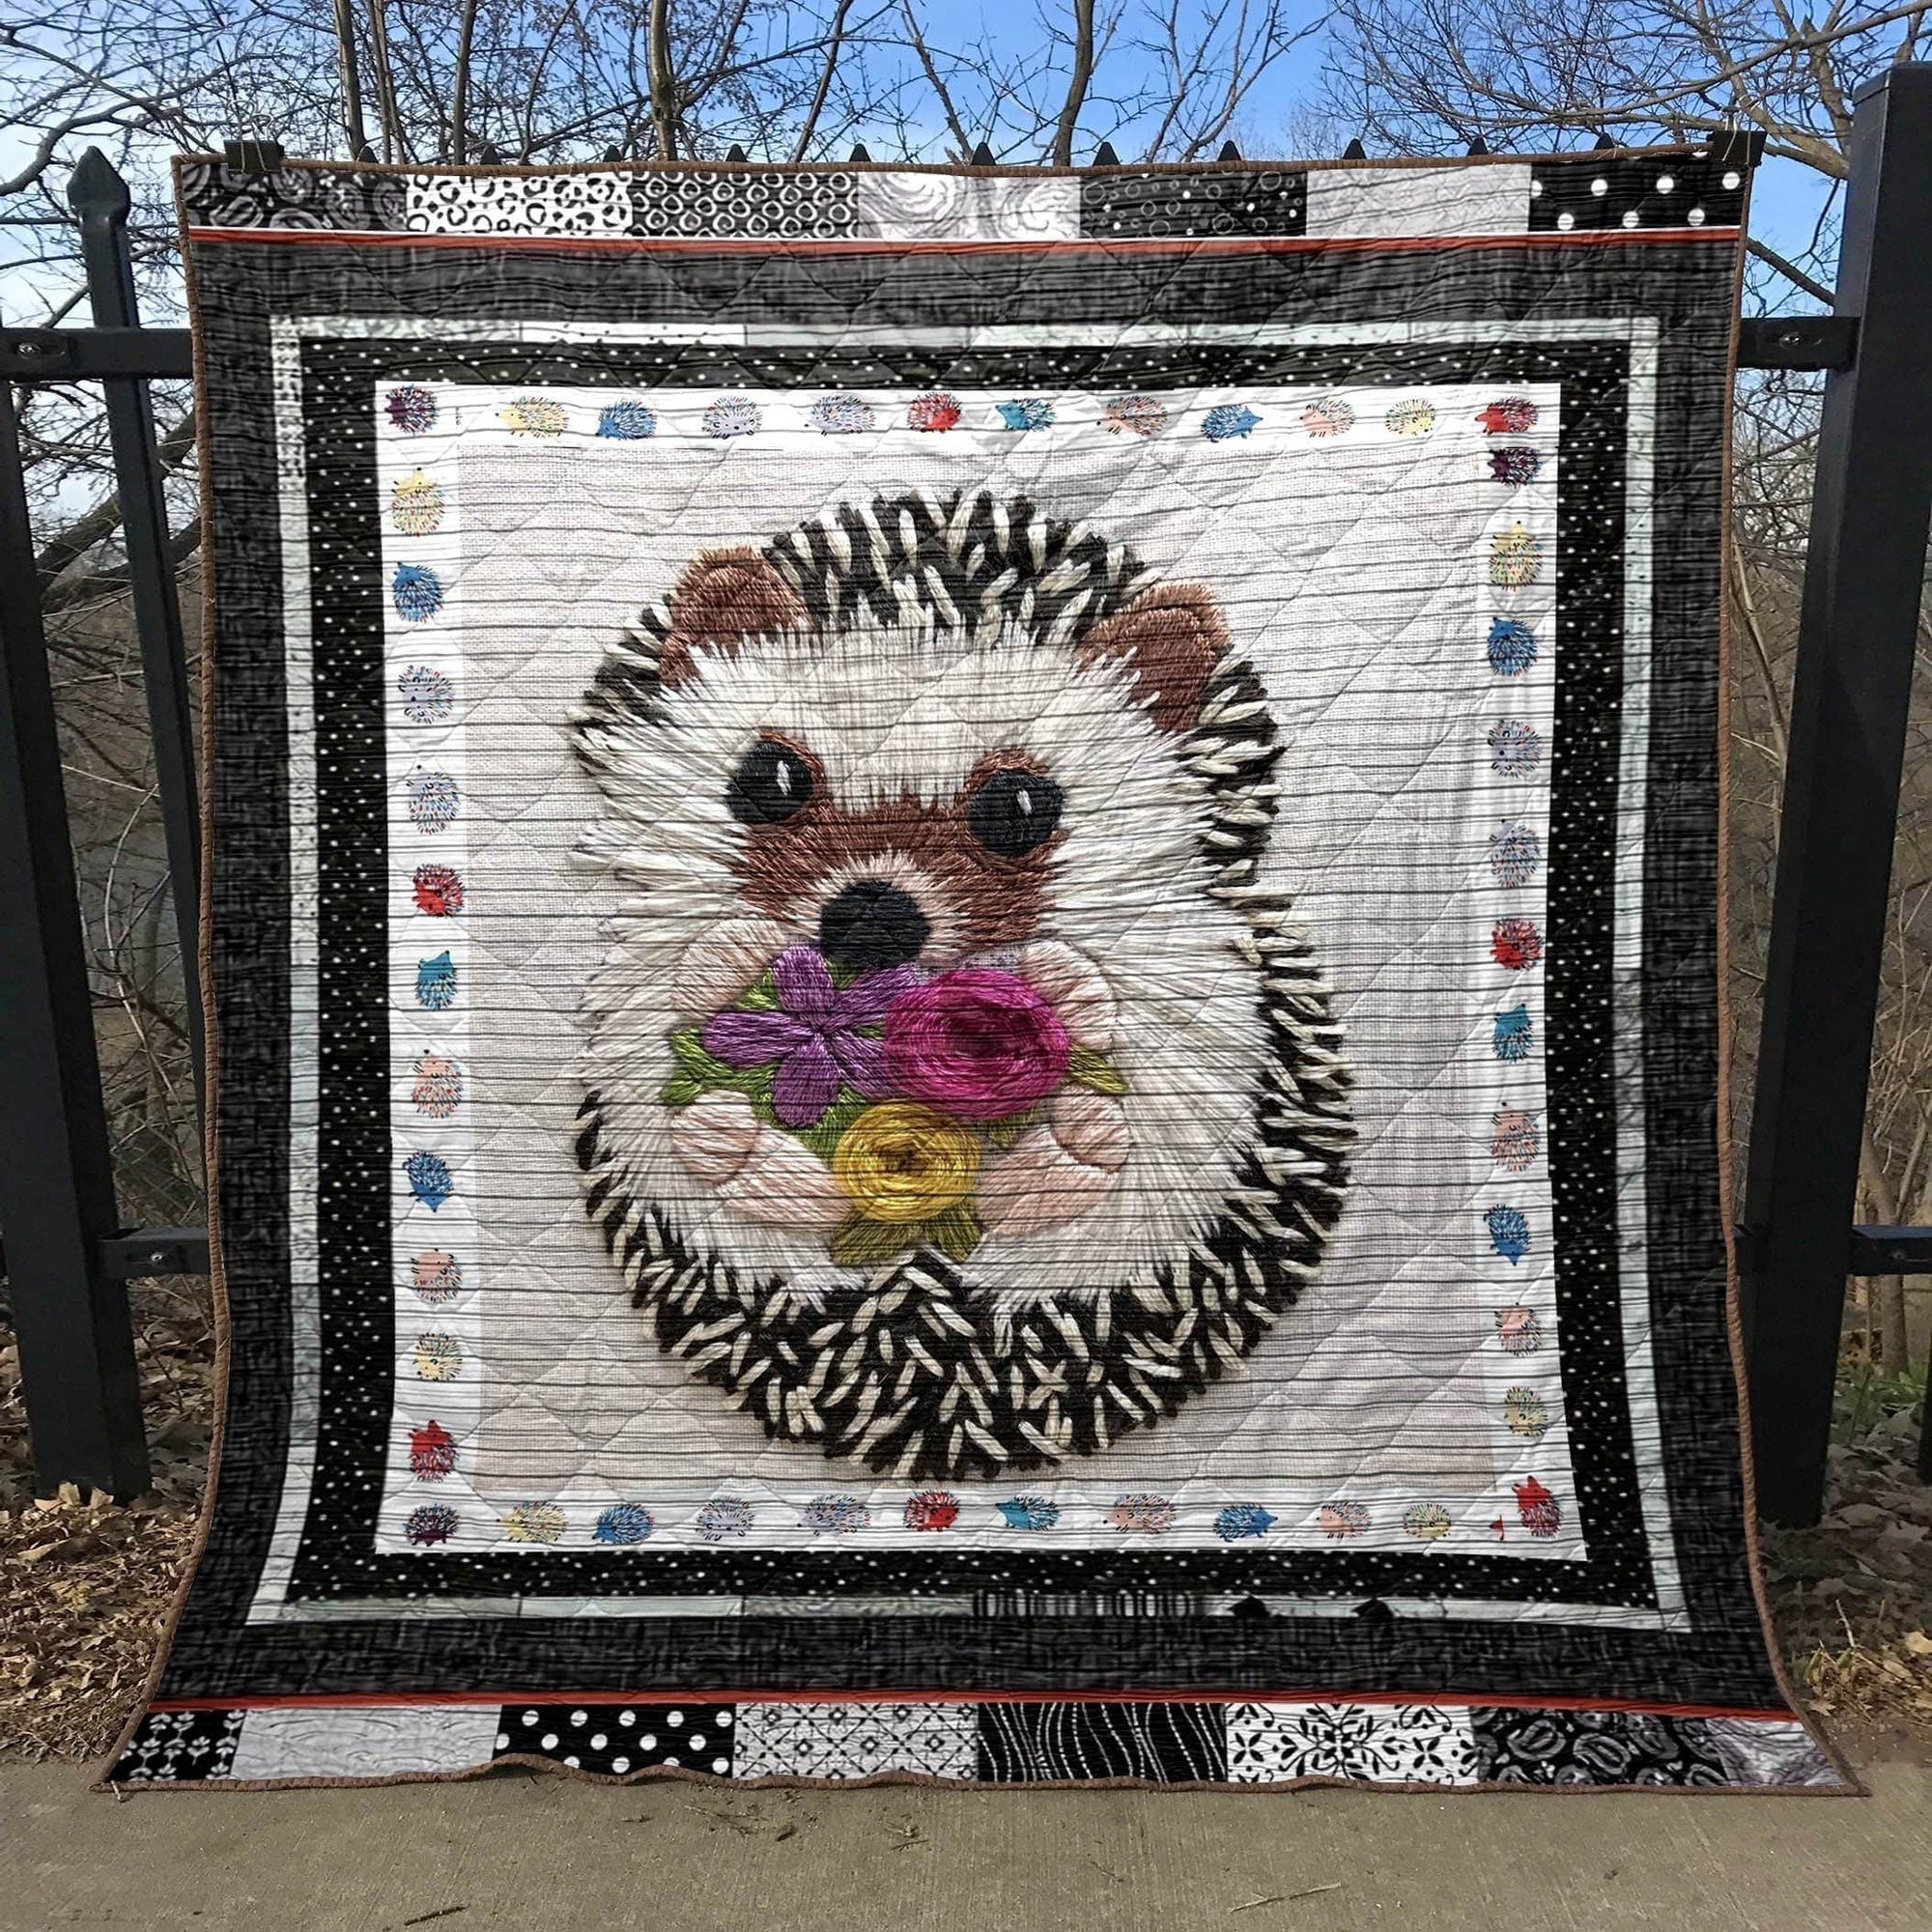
top-left (727, 737), bottom-right (814, 825)
top-left (967, 767), bottom-right (1063, 857)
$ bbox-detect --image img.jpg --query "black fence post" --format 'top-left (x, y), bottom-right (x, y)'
top-left (0, 378), bottom-right (152, 1501)
top-left (68, 148), bottom-right (205, 1112)
top-left (1740, 64), bottom-right (1932, 1525)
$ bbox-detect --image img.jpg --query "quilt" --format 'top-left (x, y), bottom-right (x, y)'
top-left (108, 147), bottom-right (1844, 1794)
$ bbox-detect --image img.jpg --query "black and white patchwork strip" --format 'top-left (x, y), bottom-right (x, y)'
top-left (493, 1701), bottom-right (736, 1776)
top-left (108, 1708), bottom-right (243, 1783)
top-left (179, 155), bottom-right (1748, 241)
top-left (976, 1700), bottom-right (1228, 1783)
top-left (104, 1701), bottom-right (1843, 1788)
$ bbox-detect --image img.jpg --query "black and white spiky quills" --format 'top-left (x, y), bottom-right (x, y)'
top-left (575, 489), bottom-right (1352, 1484)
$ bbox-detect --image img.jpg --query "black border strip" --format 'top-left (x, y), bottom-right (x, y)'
top-left (156, 236), bottom-right (1776, 1705)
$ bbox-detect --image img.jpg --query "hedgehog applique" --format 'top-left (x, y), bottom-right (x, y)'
top-left (571, 489), bottom-right (1352, 1483)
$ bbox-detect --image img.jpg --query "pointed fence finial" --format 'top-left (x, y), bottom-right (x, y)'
top-left (1217, 139), bottom-right (1241, 162)
top-left (1342, 137), bottom-right (1367, 160)
top-left (849, 142), bottom-right (871, 163)
top-left (68, 145), bottom-right (132, 223)
top-left (725, 144), bottom-right (749, 162)
top-left (1593, 131), bottom-right (1616, 150)
top-left (1465, 135), bottom-right (1489, 156)
top-left (969, 139), bottom-right (995, 166)
top-left (355, 138), bottom-right (378, 163)
top-left (479, 143), bottom-right (503, 164)
top-left (1093, 139), bottom-right (1120, 166)
top-left (602, 144), bottom-right (624, 163)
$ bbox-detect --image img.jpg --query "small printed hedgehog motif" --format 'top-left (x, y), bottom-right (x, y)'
top-left (404, 1151), bottom-right (453, 1210)
top-left (1300, 395), bottom-right (1355, 437)
top-left (499, 394), bottom-right (566, 437)
top-left (1490, 523), bottom-right (1543, 587)
top-left (1215, 1503), bottom-right (1276, 1541)
top-left (1488, 718), bottom-right (1542, 777)
top-left (1492, 1106), bottom-right (1539, 1171)
top-left (412, 1249), bottom-right (463, 1303)
top-left (998, 1496), bottom-right (1060, 1530)
top-left (701, 395), bottom-right (761, 439)
top-left (596, 400), bottom-right (658, 440)
top-left (996, 398), bottom-right (1055, 430)
top-left (904, 1491), bottom-right (960, 1531)
top-left (1384, 398), bottom-right (1436, 436)
top-left (1202, 403), bottom-right (1262, 442)
top-left (1495, 1304), bottom-right (1543, 1353)
top-left (398, 664), bottom-right (454, 724)
top-left (1492, 918), bottom-right (1543, 970)
top-left (1489, 446), bottom-right (1543, 485)
top-left (1099, 393), bottom-right (1169, 437)
top-left (1110, 1493), bottom-right (1178, 1532)
top-left (385, 385), bottom-right (438, 434)
top-left (803, 1493), bottom-right (870, 1532)
top-left (407, 768), bottom-right (460, 834)
top-left (1318, 1500), bottom-right (1370, 1538)
top-left (412, 1331), bottom-right (460, 1380)
top-left (1403, 1502), bottom-right (1453, 1541)
top-left (416, 952), bottom-right (458, 1009)
top-left (1493, 1004), bottom-right (1534, 1062)
top-left (503, 1502), bottom-right (568, 1544)
top-left (1487, 617), bottom-right (1538, 676)
top-left (1515, 1476), bottom-right (1562, 1537)
top-left (412, 864), bottom-right (465, 916)
top-left (412, 1053), bottom-right (462, 1120)
top-left (409, 1420), bottom-right (457, 1479)
top-left (1478, 396), bottom-right (1539, 435)
top-left (593, 1503), bottom-right (655, 1545)
top-left (1503, 1387), bottom-right (1550, 1439)
top-left (906, 392), bottom-right (962, 432)
top-left (1485, 1204), bottom-right (1531, 1264)
top-left (1490, 820), bottom-right (1543, 887)
top-left (405, 1503), bottom-right (459, 1546)
top-left (390, 469), bottom-right (445, 534)
top-left (695, 1498), bottom-right (754, 1541)
top-left (391, 563), bottom-right (443, 623)
top-left (808, 394), bottom-right (876, 435)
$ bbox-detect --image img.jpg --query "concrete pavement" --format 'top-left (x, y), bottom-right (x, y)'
top-left (4, 1756), bottom-right (1926, 1929)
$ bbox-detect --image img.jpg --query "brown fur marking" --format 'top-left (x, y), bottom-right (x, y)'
top-left (1078, 582), bottom-right (1228, 733)
top-left (660, 548), bottom-right (807, 687)
top-left (732, 787), bottom-right (1056, 955)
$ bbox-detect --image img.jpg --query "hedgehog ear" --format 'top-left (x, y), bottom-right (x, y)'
top-left (659, 547), bottom-right (808, 687)
top-left (1076, 583), bottom-right (1229, 733)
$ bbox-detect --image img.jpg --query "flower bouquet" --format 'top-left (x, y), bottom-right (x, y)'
top-left (661, 944), bottom-right (1127, 1266)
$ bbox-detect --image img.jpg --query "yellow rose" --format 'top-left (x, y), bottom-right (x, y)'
top-left (832, 1102), bottom-right (980, 1224)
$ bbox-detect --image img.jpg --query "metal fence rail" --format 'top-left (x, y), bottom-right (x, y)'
top-left (3, 83), bottom-right (1931, 1520)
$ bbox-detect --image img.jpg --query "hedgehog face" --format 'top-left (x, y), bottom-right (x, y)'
top-left (571, 492), bottom-right (1350, 1482)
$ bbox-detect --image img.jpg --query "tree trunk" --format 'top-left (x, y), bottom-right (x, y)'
top-left (1050, 0), bottom-right (1097, 166)
top-left (450, 0), bottom-right (481, 163)
top-left (647, 0), bottom-right (678, 161)
top-left (333, 0), bottom-right (370, 159)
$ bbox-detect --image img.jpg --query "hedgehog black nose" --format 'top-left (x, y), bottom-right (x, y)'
top-left (819, 881), bottom-right (929, 972)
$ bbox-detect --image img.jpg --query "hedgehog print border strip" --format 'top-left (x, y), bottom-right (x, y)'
top-left (105, 149), bottom-right (1846, 1795)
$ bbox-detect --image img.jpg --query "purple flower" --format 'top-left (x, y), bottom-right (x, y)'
top-left (701, 946), bottom-right (915, 1126)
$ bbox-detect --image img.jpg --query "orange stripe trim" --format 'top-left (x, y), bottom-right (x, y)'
top-left (185, 225), bottom-right (1738, 256)
top-left (148, 1686), bottom-right (1795, 1720)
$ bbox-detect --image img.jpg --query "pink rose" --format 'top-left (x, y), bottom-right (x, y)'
top-left (883, 969), bottom-right (1070, 1122)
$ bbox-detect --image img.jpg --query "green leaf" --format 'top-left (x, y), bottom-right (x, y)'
top-left (659, 1072), bottom-right (702, 1108)
top-left (830, 1212), bottom-right (914, 1268)
top-left (669, 1026), bottom-right (741, 1085)
top-left (1067, 1045), bottom-right (1127, 1095)
top-left (983, 1106), bottom-right (1039, 1151)
top-left (794, 1089), bottom-right (873, 1161)
top-left (921, 1201), bottom-right (982, 1263)
top-left (734, 971), bottom-right (780, 1011)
